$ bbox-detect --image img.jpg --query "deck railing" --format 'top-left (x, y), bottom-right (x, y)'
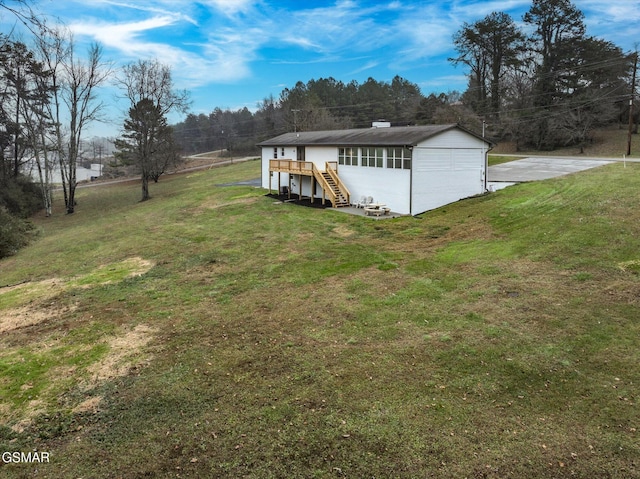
top-left (269, 159), bottom-right (314, 175)
top-left (326, 162), bottom-right (350, 204)
top-left (268, 159), bottom-right (349, 207)
top-left (311, 165), bottom-right (338, 206)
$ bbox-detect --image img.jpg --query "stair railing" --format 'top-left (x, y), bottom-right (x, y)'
top-left (311, 163), bottom-right (338, 207)
top-left (325, 162), bottom-right (351, 205)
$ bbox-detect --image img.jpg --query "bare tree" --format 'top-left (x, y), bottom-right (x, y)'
top-left (0, 0), bottom-right (43, 36)
top-left (19, 47), bottom-right (55, 216)
top-left (62, 41), bottom-right (110, 213)
top-left (34, 26), bottom-right (110, 213)
top-left (117, 59), bottom-right (190, 119)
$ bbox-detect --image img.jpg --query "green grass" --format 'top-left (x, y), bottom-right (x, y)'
top-left (1, 158), bottom-right (639, 478)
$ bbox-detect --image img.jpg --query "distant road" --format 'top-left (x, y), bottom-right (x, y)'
top-left (488, 156), bottom-right (623, 183)
top-left (490, 153), bottom-right (640, 162)
top-left (77, 156), bottom-right (259, 189)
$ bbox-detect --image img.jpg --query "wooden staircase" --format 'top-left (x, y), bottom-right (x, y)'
top-left (320, 171), bottom-right (349, 207)
top-left (268, 159), bottom-right (350, 208)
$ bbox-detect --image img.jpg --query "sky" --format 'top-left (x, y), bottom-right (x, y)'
top-left (3, 0), bottom-right (640, 137)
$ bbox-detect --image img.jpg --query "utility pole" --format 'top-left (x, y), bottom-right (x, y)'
top-left (292, 109), bottom-right (301, 132)
top-left (627, 51), bottom-right (637, 157)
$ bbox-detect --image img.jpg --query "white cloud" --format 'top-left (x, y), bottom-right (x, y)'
top-left (70, 16), bottom-right (178, 55)
top-left (204, 0), bottom-right (257, 16)
top-left (419, 74), bottom-right (468, 92)
top-left (42, 0), bottom-right (639, 104)
top-left (68, 4), bottom-right (262, 86)
top-left (349, 60), bottom-right (380, 76)
top-left (580, 1), bottom-right (640, 22)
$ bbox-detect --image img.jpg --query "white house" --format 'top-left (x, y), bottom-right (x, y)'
top-left (22, 159), bottom-right (104, 184)
top-left (259, 123), bottom-right (492, 216)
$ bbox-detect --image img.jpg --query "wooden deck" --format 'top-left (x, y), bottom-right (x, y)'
top-left (268, 159), bottom-right (350, 208)
top-left (269, 159), bottom-right (315, 176)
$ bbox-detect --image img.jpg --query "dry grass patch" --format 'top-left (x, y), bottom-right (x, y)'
top-left (193, 195), bottom-right (259, 214)
top-left (70, 324), bottom-right (157, 416)
top-left (0, 258), bottom-right (157, 431)
top-left (72, 395), bottom-right (103, 414)
top-left (0, 278), bottom-right (74, 334)
top-left (618, 259), bottom-right (640, 275)
top-left (1, 257), bottom-right (154, 334)
top-left (331, 224), bottom-right (356, 238)
top-left (85, 324), bottom-right (156, 383)
top-left (0, 303), bottom-right (77, 334)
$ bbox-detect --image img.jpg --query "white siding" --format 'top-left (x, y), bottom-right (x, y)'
top-left (260, 127), bottom-right (488, 215)
top-left (262, 146), bottom-right (335, 192)
top-left (410, 147), bottom-right (484, 215)
top-left (418, 129), bottom-right (486, 149)
top-left (305, 146), bottom-right (337, 168)
top-left (340, 165), bottom-right (410, 214)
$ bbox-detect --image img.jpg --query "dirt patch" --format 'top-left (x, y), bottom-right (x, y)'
top-left (86, 324), bottom-right (156, 383)
top-left (0, 297), bottom-right (76, 334)
top-left (0, 257), bottom-right (154, 334)
top-left (72, 395), bottom-right (103, 414)
top-left (10, 399), bottom-right (46, 433)
top-left (331, 225), bottom-right (356, 238)
top-left (194, 196), bottom-right (258, 214)
top-left (0, 278), bottom-right (73, 333)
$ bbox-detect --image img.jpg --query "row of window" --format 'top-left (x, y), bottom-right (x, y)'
top-left (339, 147), bottom-right (412, 169)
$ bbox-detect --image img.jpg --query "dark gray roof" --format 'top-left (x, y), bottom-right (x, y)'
top-left (258, 124), bottom-right (488, 147)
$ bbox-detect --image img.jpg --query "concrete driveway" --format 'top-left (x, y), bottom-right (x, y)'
top-left (488, 156), bottom-right (615, 183)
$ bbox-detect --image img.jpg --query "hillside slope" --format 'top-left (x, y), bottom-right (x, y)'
top-left (1, 159), bottom-right (639, 478)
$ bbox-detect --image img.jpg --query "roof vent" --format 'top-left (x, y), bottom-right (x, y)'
top-left (372, 120), bottom-right (391, 128)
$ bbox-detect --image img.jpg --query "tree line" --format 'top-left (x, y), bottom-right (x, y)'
top-left (173, 76), bottom-right (471, 156)
top-left (174, 0), bottom-right (637, 156)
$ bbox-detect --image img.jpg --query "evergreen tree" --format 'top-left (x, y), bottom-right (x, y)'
top-left (115, 99), bottom-right (179, 201)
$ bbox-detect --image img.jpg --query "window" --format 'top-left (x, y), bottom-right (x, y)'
top-left (338, 147), bottom-right (358, 166)
top-left (386, 147), bottom-right (412, 169)
top-left (281, 147), bottom-right (285, 157)
top-left (273, 147), bottom-right (278, 159)
top-left (361, 147), bottom-right (383, 167)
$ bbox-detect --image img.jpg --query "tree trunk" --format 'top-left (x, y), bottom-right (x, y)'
top-left (66, 160), bottom-right (77, 214)
top-left (141, 174), bottom-right (150, 201)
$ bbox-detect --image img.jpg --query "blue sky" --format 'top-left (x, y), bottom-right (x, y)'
top-left (4, 0), bottom-right (640, 137)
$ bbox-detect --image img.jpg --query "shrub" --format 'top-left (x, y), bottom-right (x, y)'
top-left (0, 176), bottom-right (42, 258)
top-left (0, 176), bottom-right (43, 218)
top-left (0, 206), bottom-right (38, 259)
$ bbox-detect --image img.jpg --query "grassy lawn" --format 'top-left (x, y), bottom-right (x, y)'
top-left (1, 159), bottom-right (639, 478)
top-left (491, 126), bottom-right (640, 158)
